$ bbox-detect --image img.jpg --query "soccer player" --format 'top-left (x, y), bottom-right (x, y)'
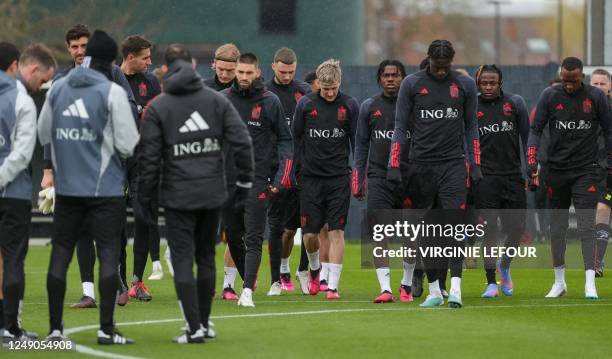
top-left (293, 59), bottom-right (359, 299)
top-left (202, 43), bottom-right (245, 300)
top-left (590, 69), bottom-right (612, 277)
top-left (353, 59), bottom-right (416, 303)
top-left (138, 44), bottom-right (254, 343)
top-left (223, 53), bottom-right (293, 307)
top-left (39, 30), bottom-right (139, 344)
top-left (527, 57), bottom-right (612, 299)
top-left (265, 47), bottom-right (310, 294)
top-left (472, 65), bottom-right (530, 298)
top-left (204, 43), bottom-right (240, 91)
top-left (387, 40), bottom-right (481, 308)
top-left (120, 36), bottom-right (164, 304)
top-left (0, 42), bottom-right (55, 343)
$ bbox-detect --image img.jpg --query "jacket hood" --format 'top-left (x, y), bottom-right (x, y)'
top-left (164, 60), bottom-right (203, 95)
top-left (66, 66), bottom-right (109, 88)
top-left (0, 70), bottom-right (16, 96)
top-left (231, 77), bottom-right (264, 97)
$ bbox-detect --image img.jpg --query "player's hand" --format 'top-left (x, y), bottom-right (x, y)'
top-left (268, 185), bottom-right (279, 195)
top-left (41, 169), bottom-right (54, 189)
top-left (38, 187), bottom-right (55, 214)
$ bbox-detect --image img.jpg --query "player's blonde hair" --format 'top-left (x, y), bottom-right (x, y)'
top-left (215, 43), bottom-right (240, 62)
top-left (316, 59), bottom-right (341, 86)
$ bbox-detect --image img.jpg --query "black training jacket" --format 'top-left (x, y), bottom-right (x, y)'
top-left (223, 79), bottom-right (293, 188)
top-left (138, 60), bottom-right (254, 210)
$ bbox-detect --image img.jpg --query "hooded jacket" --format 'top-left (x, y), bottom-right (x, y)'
top-left (38, 66), bottom-right (139, 197)
top-left (0, 71), bottom-right (37, 200)
top-left (222, 79), bottom-right (293, 188)
top-left (138, 60), bottom-right (254, 210)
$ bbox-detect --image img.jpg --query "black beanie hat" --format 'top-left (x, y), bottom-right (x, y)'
top-left (85, 30), bottom-right (118, 63)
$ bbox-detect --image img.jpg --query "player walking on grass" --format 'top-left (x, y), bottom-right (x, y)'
top-left (119, 35), bottom-right (164, 302)
top-left (138, 44), bottom-right (254, 343)
top-left (0, 42), bottom-right (55, 343)
top-left (222, 53), bottom-right (293, 307)
top-left (265, 47), bottom-right (310, 294)
top-left (353, 59), bottom-right (416, 303)
top-left (203, 43), bottom-right (246, 301)
top-left (387, 40), bottom-right (481, 308)
top-left (472, 65), bottom-right (530, 298)
top-left (39, 30), bottom-right (139, 345)
top-left (293, 59), bottom-right (359, 299)
top-left (527, 57), bottom-right (612, 300)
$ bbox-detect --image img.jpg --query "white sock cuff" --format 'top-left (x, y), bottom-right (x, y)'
top-left (307, 250), bottom-right (320, 271)
top-left (82, 282), bottom-right (95, 300)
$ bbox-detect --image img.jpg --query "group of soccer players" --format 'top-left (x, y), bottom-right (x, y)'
top-left (0, 23), bottom-right (611, 345)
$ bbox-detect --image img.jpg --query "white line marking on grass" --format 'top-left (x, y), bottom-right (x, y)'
top-left (66, 303), bottom-right (612, 358)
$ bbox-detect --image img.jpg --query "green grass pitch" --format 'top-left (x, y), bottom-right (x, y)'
top-left (2, 242), bottom-right (612, 358)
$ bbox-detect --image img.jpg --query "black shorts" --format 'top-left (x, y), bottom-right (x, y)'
top-left (473, 174), bottom-right (526, 209)
top-left (300, 175), bottom-right (350, 233)
top-left (402, 159), bottom-right (467, 210)
top-left (366, 176), bottom-right (404, 210)
top-left (283, 188), bottom-right (300, 230)
top-left (267, 187), bottom-right (300, 231)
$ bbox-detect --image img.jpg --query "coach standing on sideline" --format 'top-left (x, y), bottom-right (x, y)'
top-left (138, 46), bottom-right (254, 343)
top-left (39, 30), bottom-right (139, 345)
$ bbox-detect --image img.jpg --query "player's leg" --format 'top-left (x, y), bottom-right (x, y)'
top-left (437, 159), bottom-right (468, 308)
top-left (239, 182), bottom-right (269, 307)
top-left (90, 197), bottom-right (133, 344)
top-left (72, 226), bottom-right (96, 309)
top-left (300, 176), bottom-right (325, 295)
top-left (571, 170), bottom-right (599, 299)
top-left (165, 208), bottom-right (204, 343)
top-left (594, 191), bottom-right (612, 277)
top-left (194, 208), bottom-right (220, 339)
top-left (545, 169), bottom-right (572, 298)
top-left (0, 198), bottom-right (31, 340)
top-left (130, 202), bottom-right (153, 301)
top-left (368, 177), bottom-right (397, 303)
top-left (498, 175), bottom-right (528, 296)
top-left (46, 196), bottom-right (86, 340)
top-left (324, 175), bottom-right (351, 299)
top-left (221, 186), bottom-right (245, 299)
top-left (280, 187), bottom-right (299, 291)
top-left (473, 175), bottom-right (502, 298)
top-left (318, 224), bottom-right (330, 291)
top-left (147, 197), bottom-right (163, 280)
top-left (116, 229), bottom-right (129, 306)
top-left (266, 190), bottom-right (284, 296)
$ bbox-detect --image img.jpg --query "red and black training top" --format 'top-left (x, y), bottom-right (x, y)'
top-left (477, 91), bottom-right (530, 176)
top-left (293, 91), bottom-right (359, 178)
top-left (527, 83), bottom-right (612, 171)
top-left (388, 69), bottom-right (480, 169)
top-left (353, 93), bottom-right (410, 195)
